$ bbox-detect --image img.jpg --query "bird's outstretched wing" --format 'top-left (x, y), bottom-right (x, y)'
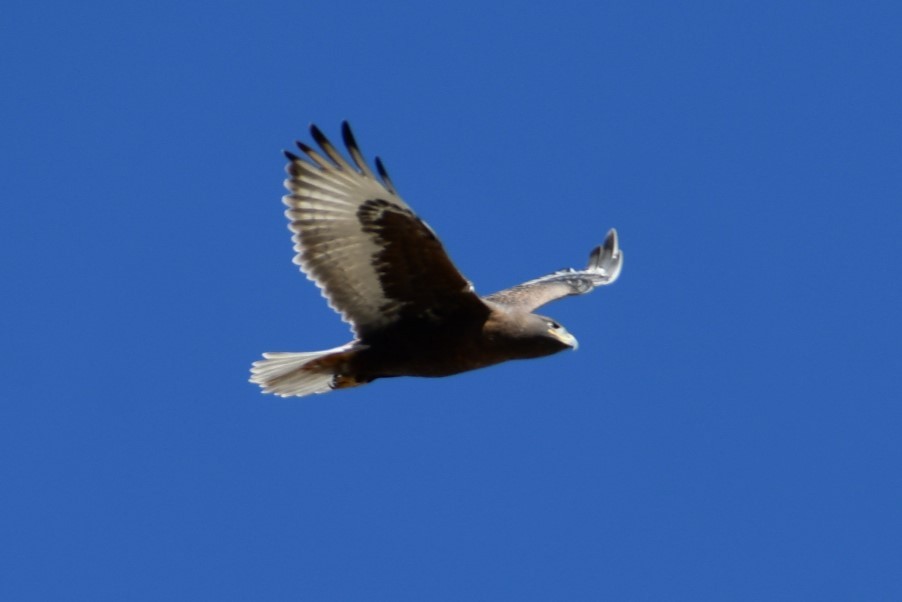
top-left (282, 122), bottom-right (486, 337)
top-left (483, 229), bottom-right (623, 312)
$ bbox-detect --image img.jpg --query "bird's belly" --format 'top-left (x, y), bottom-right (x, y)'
top-left (352, 335), bottom-right (505, 378)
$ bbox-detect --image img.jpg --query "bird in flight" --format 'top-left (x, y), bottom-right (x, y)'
top-left (251, 123), bottom-right (623, 397)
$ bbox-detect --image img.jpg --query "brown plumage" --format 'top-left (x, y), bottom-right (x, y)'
top-left (250, 122), bottom-right (623, 397)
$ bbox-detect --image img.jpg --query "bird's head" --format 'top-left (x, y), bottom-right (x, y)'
top-left (536, 314), bottom-right (579, 351)
top-left (493, 312), bottom-right (578, 359)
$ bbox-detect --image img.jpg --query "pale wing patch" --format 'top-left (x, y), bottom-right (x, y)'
top-left (283, 125), bottom-right (417, 335)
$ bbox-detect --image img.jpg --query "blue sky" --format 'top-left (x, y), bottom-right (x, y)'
top-left (3, 1), bottom-right (901, 599)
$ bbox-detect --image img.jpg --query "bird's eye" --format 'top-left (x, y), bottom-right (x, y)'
top-left (548, 321), bottom-right (561, 329)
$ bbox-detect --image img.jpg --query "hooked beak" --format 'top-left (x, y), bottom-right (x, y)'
top-left (548, 328), bottom-right (579, 350)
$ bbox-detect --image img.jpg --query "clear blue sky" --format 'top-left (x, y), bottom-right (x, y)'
top-left (3, 1), bottom-right (901, 600)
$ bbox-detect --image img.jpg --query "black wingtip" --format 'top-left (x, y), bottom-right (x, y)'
top-left (309, 123), bottom-right (327, 145)
top-left (284, 149), bottom-right (300, 161)
top-left (375, 156), bottom-right (389, 179)
top-left (374, 156), bottom-right (396, 193)
top-left (341, 121), bottom-right (358, 152)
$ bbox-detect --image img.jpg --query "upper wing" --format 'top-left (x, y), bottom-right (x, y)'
top-left (282, 122), bottom-right (487, 337)
top-left (483, 229), bottom-right (623, 312)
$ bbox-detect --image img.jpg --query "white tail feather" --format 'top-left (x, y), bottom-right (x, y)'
top-left (249, 344), bottom-right (355, 397)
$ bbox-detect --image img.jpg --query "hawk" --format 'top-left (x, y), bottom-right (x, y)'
top-left (251, 123), bottom-right (623, 397)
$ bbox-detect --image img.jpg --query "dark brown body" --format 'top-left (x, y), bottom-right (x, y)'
top-left (312, 307), bottom-right (572, 385)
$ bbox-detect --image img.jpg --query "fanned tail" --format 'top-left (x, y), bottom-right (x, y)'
top-left (249, 343), bottom-right (361, 397)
